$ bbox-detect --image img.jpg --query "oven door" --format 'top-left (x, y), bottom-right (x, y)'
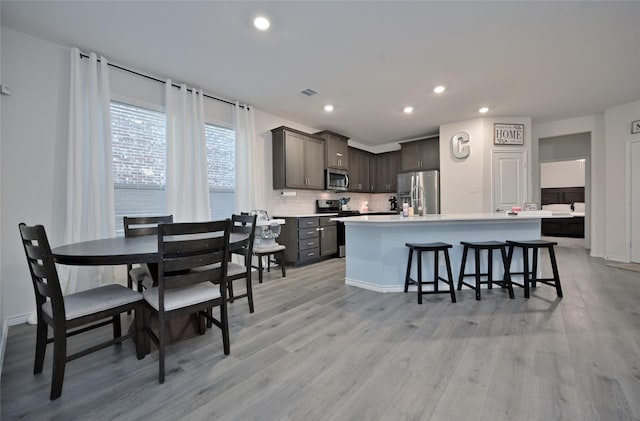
top-left (326, 169), bottom-right (349, 191)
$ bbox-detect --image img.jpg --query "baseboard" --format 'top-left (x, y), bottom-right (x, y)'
top-left (345, 277), bottom-right (404, 293)
top-left (0, 318), bottom-right (8, 383)
top-left (605, 255), bottom-right (630, 263)
top-left (8, 313), bottom-right (31, 326)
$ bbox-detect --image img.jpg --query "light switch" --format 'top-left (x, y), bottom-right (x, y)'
top-left (468, 184), bottom-right (477, 193)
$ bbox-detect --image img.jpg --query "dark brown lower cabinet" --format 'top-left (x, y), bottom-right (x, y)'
top-left (275, 216), bottom-right (338, 266)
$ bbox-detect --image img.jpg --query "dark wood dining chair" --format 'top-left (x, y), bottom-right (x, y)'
top-left (18, 223), bottom-right (145, 400)
top-left (228, 214), bottom-right (257, 312)
top-left (142, 219), bottom-right (231, 384)
top-left (123, 215), bottom-right (173, 292)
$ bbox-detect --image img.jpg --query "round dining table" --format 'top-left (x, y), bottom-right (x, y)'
top-left (52, 233), bottom-right (249, 266)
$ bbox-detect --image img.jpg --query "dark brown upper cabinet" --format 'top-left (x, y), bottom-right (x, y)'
top-left (315, 130), bottom-right (349, 170)
top-left (272, 126), bottom-right (325, 190)
top-left (400, 137), bottom-right (440, 171)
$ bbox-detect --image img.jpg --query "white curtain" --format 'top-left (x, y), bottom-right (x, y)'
top-left (165, 80), bottom-right (211, 222)
top-left (59, 47), bottom-right (116, 295)
top-left (235, 103), bottom-right (263, 213)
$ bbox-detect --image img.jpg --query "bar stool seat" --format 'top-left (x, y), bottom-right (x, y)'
top-left (506, 240), bottom-right (563, 298)
top-left (404, 242), bottom-right (456, 304)
top-left (457, 241), bottom-right (514, 301)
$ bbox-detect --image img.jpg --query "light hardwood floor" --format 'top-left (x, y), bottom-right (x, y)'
top-left (2, 246), bottom-right (640, 420)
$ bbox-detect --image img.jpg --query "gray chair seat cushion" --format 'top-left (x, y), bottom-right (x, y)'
top-left (227, 262), bottom-right (248, 277)
top-left (42, 284), bottom-right (143, 321)
top-left (254, 244), bottom-right (286, 254)
top-left (143, 282), bottom-right (221, 311)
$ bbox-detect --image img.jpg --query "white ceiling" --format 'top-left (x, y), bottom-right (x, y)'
top-left (2, 1), bottom-right (640, 146)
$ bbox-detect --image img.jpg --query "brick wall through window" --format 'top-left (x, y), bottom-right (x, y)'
top-left (111, 101), bottom-right (236, 234)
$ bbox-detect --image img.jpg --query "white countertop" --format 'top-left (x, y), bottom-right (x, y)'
top-left (273, 213), bottom-right (338, 218)
top-left (333, 211), bottom-right (560, 224)
top-left (255, 218), bottom-right (285, 226)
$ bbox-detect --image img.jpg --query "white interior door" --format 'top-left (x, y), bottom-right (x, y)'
top-left (632, 141), bottom-right (640, 263)
top-left (493, 150), bottom-right (527, 212)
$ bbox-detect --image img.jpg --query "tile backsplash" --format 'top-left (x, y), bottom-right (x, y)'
top-left (267, 190), bottom-right (397, 216)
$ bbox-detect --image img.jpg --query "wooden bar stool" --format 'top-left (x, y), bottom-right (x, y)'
top-left (404, 242), bottom-right (456, 304)
top-left (506, 240), bottom-right (563, 299)
top-left (457, 241), bottom-right (514, 301)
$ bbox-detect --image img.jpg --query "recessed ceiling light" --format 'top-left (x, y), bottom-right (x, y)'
top-left (433, 86), bottom-right (446, 94)
top-left (324, 104), bottom-right (334, 112)
top-left (254, 16), bottom-right (270, 31)
top-left (479, 107), bottom-right (489, 114)
top-left (403, 106), bottom-right (414, 114)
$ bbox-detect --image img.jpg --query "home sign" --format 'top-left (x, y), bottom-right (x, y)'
top-left (494, 123), bottom-right (524, 145)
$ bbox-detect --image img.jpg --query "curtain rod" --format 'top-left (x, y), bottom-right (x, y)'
top-left (79, 52), bottom-right (246, 109)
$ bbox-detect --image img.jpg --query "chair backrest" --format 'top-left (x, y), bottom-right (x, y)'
top-left (18, 223), bottom-right (65, 320)
top-left (123, 215), bottom-right (174, 238)
top-left (156, 220), bottom-right (231, 308)
top-left (231, 214), bottom-right (257, 261)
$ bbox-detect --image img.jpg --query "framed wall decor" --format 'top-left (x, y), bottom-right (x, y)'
top-left (494, 123), bottom-right (524, 145)
top-left (632, 120), bottom-right (640, 134)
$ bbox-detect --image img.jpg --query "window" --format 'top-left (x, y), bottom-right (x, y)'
top-left (205, 124), bottom-right (236, 219)
top-left (111, 101), bottom-right (236, 234)
top-left (111, 101), bottom-right (167, 234)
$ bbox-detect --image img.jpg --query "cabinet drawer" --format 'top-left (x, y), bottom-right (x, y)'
top-left (298, 248), bottom-right (320, 261)
top-left (319, 216), bottom-right (336, 227)
top-left (299, 238), bottom-right (319, 251)
top-left (298, 228), bottom-right (319, 240)
top-left (298, 217), bottom-right (319, 229)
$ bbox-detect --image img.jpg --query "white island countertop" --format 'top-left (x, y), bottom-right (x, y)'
top-left (333, 211), bottom-right (559, 224)
top-left (339, 211), bottom-right (555, 293)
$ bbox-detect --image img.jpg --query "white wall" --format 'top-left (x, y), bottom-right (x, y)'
top-left (604, 100), bottom-right (640, 262)
top-left (0, 5), bottom-right (5, 377)
top-left (1, 27), bottom-right (70, 325)
top-left (540, 160), bottom-right (585, 188)
top-left (439, 117), bottom-right (531, 213)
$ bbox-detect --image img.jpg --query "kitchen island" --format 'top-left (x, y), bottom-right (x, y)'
top-left (333, 212), bottom-right (554, 292)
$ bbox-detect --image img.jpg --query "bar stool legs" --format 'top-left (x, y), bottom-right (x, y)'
top-left (404, 242), bottom-right (456, 304)
top-left (506, 240), bottom-right (563, 298)
top-left (457, 241), bottom-right (514, 301)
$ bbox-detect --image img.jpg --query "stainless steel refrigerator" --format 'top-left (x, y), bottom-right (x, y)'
top-left (397, 170), bottom-right (440, 215)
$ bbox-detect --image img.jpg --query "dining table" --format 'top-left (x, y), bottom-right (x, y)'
top-left (52, 232), bottom-right (249, 266)
top-left (51, 231), bottom-right (250, 352)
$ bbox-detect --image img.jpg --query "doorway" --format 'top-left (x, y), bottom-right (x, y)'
top-left (631, 140), bottom-right (640, 263)
top-left (538, 132), bottom-right (591, 249)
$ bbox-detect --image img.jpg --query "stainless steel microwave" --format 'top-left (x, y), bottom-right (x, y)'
top-left (326, 168), bottom-right (349, 191)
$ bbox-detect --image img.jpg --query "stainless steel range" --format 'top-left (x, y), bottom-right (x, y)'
top-left (316, 199), bottom-right (360, 257)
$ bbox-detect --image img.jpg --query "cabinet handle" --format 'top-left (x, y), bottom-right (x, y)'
top-left (307, 231), bottom-right (314, 235)
top-left (307, 242), bottom-right (314, 246)
top-left (337, 153), bottom-right (343, 157)
top-left (307, 252), bottom-right (315, 256)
